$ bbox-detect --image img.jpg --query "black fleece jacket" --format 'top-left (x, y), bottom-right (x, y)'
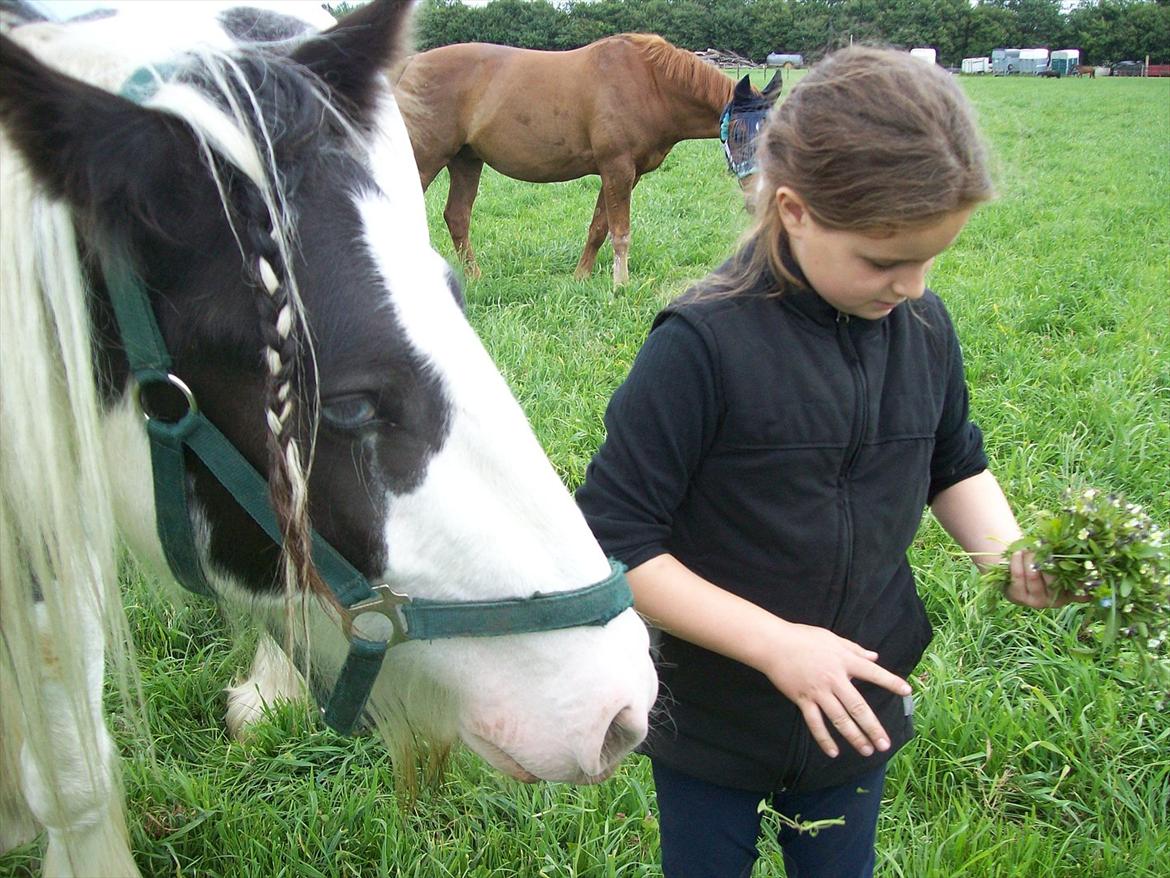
top-left (576, 279), bottom-right (988, 793)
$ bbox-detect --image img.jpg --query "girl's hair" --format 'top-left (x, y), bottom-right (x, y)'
top-left (708, 45), bottom-right (994, 297)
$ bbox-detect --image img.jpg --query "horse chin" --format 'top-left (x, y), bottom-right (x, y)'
top-left (460, 731), bottom-right (617, 786)
top-left (460, 733), bottom-right (541, 783)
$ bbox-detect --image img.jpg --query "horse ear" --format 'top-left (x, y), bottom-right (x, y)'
top-left (291, 0), bottom-right (413, 122)
top-left (732, 74), bottom-right (755, 103)
top-left (761, 70), bottom-right (783, 100)
top-left (0, 34), bottom-right (205, 239)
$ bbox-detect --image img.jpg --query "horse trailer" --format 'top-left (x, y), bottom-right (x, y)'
top-left (766, 52), bottom-right (804, 68)
top-left (962, 56), bottom-right (992, 74)
top-left (992, 48), bottom-right (1050, 75)
top-left (1050, 49), bottom-right (1081, 76)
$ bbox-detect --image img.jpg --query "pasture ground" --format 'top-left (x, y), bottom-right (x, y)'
top-left (1, 74), bottom-right (1167, 877)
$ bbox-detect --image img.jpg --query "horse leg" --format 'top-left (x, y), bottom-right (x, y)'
top-left (574, 188), bottom-right (610, 280)
top-left (15, 600), bottom-right (139, 877)
top-left (444, 151), bottom-right (485, 279)
top-left (600, 165), bottom-right (637, 287)
top-left (224, 633), bottom-right (307, 739)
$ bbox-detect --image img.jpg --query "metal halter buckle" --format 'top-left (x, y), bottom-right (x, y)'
top-left (340, 583), bottom-right (412, 645)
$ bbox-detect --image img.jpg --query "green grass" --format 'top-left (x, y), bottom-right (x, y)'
top-left (3, 75), bottom-right (1167, 877)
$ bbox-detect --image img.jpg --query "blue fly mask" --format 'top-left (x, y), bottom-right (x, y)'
top-left (719, 71), bottom-right (782, 180)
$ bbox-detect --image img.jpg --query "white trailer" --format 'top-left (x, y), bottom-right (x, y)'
top-left (962, 56), bottom-right (992, 74)
top-left (992, 47), bottom-right (1050, 75)
top-left (1050, 49), bottom-right (1081, 76)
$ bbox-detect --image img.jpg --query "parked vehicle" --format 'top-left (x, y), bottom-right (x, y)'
top-left (910, 47), bottom-right (937, 65)
top-left (766, 52), bottom-right (804, 68)
top-left (1050, 49), bottom-right (1081, 76)
top-left (992, 47), bottom-right (1050, 75)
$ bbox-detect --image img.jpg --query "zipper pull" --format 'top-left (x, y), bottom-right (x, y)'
top-left (836, 311), bottom-right (860, 364)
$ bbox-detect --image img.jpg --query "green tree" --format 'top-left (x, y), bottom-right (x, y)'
top-left (964, 2), bottom-right (1017, 57)
top-left (322, 1), bottom-right (364, 19)
top-left (409, 0), bottom-right (1168, 65)
top-left (1068, 0), bottom-right (1170, 63)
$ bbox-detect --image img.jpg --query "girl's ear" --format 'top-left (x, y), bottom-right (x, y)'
top-left (774, 187), bottom-right (811, 238)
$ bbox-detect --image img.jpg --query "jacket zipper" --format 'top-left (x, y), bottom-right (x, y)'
top-left (830, 311), bottom-right (867, 629)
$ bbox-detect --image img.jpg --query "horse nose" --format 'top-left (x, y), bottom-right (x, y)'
top-left (597, 704), bottom-right (648, 771)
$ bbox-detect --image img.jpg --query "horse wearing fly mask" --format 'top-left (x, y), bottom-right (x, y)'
top-left (0, 3), bottom-right (656, 875)
top-left (395, 36), bottom-right (781, 286)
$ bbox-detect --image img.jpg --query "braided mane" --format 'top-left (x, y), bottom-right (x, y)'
top-left (137, 50), bottom-right (352, 617)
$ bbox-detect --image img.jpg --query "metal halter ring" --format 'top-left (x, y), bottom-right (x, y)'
top-left (133, 370), bottom-right (198, 424)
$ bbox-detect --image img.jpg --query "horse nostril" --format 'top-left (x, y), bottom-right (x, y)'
top-left (600, 706), bottom-right (647, 766)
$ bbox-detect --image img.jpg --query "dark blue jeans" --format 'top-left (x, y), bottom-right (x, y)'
top-left (652, 759), bottom-right (887, 878)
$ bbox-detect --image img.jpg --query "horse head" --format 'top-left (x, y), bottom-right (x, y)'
top-left (721, 71), bottom-right (782, 199)
top-left (0, 0), bottom-right (654, 791)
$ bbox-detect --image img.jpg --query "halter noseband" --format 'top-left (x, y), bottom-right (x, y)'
top-left (114, 65), bottom-right (632, 736)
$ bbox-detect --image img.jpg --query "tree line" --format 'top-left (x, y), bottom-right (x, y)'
top-left (390, 0), bottom-right (1169, 67)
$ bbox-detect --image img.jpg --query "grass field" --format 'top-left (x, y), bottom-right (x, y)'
top-left (2, 74), bottom-right (1167, 877)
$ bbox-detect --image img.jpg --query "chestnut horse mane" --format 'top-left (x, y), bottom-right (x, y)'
top-left (614, 32), bottom-right (733, 108)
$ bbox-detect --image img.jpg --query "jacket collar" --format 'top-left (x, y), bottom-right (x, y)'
top-left (774, 241), bottom-right (889, 334)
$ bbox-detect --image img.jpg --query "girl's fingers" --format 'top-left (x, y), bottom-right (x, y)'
top-left (801, 690), bottom-right (893, 758)
top-left (826, 689), bottom-right (890, 756)
top-left (839, 637), bottom-right (879, 659)
top-left (1010, 549), bottom-right (1026, 588)
top-left (800, 703), bottom-right (839, 758)
top-left (850, 655), bottom-right (912, 697)
top-left (1009, 550), bottom-right (1059, 607)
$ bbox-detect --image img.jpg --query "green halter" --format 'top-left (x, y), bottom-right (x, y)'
top-left (112, 66), bottom-right (633, 735)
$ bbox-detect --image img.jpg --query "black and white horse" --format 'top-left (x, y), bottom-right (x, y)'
top-left (0, 2), bottom-right (655, 874)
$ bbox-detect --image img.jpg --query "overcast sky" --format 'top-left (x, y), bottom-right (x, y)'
top-left (32, 0), bottom-right (337, 26)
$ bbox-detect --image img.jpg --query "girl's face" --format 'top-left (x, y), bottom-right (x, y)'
top-left (776, 188), bottom-right (973, 320)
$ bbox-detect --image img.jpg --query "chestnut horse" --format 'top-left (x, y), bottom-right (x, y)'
top-left (395, 35), bottom-right (781, 285)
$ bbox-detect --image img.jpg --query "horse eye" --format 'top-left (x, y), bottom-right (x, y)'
top-left (321, 395), bottom-right (379, 431)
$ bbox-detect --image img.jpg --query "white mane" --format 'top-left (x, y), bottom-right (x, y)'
top-left (0, 12), bottom-right (332, 872)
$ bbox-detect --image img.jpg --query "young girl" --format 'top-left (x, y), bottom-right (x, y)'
top-left (576, 46), bottom-right (1070, 877)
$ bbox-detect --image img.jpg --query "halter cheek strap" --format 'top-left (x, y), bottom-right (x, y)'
top-left (114, 65), bottom-right (633, 736)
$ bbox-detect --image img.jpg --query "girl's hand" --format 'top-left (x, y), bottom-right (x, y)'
top-left (1002, 549), bottom-right (1083, 608)
top-left (759, 622), bottom-right (911, 759)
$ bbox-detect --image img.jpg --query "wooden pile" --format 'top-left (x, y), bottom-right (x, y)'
top-left (694, 48), bottom-right (763, 68)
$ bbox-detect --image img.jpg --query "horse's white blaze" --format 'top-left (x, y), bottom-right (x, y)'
top-left (356, 117), bottom-right (656, 780)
